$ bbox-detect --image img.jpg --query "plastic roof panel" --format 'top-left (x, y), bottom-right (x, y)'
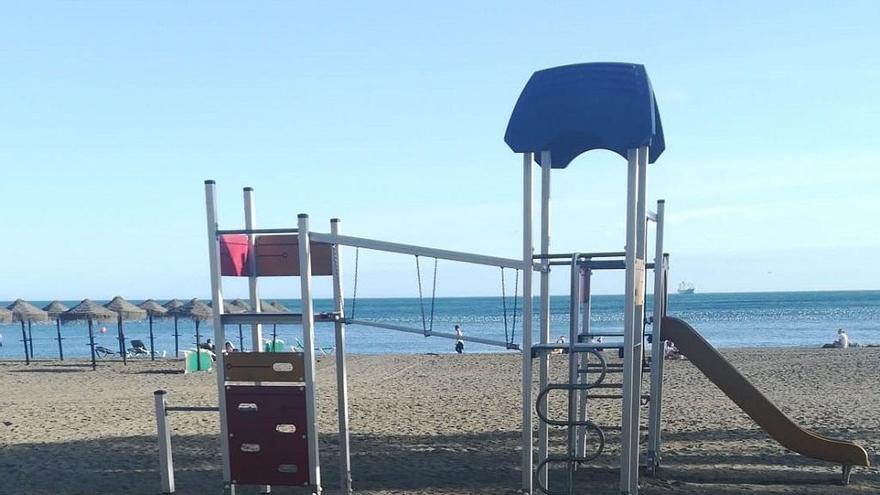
top-left (504, 63), bottom-right (665, 168)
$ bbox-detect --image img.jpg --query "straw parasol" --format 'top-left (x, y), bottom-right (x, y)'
top-left (226, 299), bottom-right (251, 351)
top-left (139, 300), bottom-right (168, 360)
top-left (7, 299), bottom-right (49, 365)
top-left (43, 301), bottom-right (69, 361)
top-left (169, 299), bottom-right (213, 371)
top-left (104, 296), bottom-right (147, 366)
top-left (0, 307), bottom-right (12, 324)
top-left (61, 299), bottom-right (117, 370)
top-left (163, 299), bottom-right (185, 357)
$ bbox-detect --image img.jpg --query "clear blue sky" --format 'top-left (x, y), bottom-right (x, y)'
top-left (2, 1), bottom-right (879, 300)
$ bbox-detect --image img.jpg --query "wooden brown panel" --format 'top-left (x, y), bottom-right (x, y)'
top-left (224, 352), bottom-right (305, 382)
top-left (254, 235), bottom-right (333, 277)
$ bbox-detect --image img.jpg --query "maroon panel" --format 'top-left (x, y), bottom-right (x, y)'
top-left (220, 234), bottom-right (251, 277)
top-left (253, 235), bottom-right (333, 277)
top-left (226, 385), bottom-right (310, 486)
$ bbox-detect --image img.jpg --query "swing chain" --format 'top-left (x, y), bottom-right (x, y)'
top-left (415, 255), bottom-right (428, 334)
top-left (350, 247), bottom-right (360, 320)
top-left (429, 258), bottom-right (438, 333)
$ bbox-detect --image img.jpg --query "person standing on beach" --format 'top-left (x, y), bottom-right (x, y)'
top-left (454, 324), bottom-right (464, 353)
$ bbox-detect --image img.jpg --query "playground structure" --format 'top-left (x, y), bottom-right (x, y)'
top-left (155, 63), bottom-right (869, 494)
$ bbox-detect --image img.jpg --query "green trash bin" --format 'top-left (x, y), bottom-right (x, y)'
top-left (184, 349), bottom-right (214, 373)
top-left (264, 339), bottom-right (286, 353)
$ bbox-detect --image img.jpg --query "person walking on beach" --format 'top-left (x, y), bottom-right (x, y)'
top-left (454, 324), bottom-right (464, 354)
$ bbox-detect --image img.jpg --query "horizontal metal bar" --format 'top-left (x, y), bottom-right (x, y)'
top-left (220, 312), bottom-right (339, 326)
top-left (165, 406), bottom-right (219, 413)
top-left (586, 394), bottom-right (651, 400)
top-left (533, 251), bottom-right (625, 260)
top-left (216, 228), bottom-right (299, 235)
top-left (344, 318), bottom-right (517, 350)
top-left (311, 232), bottom-right (527, 269)
top-left (547, 260), bottom-right (656, 270)
top-left (580, 332), bottom-right (653, 338)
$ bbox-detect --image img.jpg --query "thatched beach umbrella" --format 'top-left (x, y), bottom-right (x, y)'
top-left (139, 300), bottom-right (168, 361)
top-left (225, 299), bottom-right (250, 350)
top-left (169, 299), bottom-right (213, 371)
top-left (163, 299), bottom-right (184, 357)
top-left (260, 300), bottom-right (289, 352)
top-left (7, 299), bottom-right (49, 365)
top-left (0, 307), bottom-right (12, 324)
top-left (61, 299), bottom-right (116, 370)
top-left (104, 296), bottom-right (147, 366)
top-left (43, 301), bottom-right (69, 360)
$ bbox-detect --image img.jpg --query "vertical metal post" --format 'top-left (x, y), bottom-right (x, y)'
top-left (149, 314), bottom-right (156, 360)
top-left (620, 148), bottom-right (641, 494)
top-left (647, 200), bottom-right (666, 472)
top-left (28, 321), bottom-right (35, 360)
top-left (521, 152), bottom-right (534, 495)
top-left (567, 254), bottom-right (582, 491)
top-left (117, 315), bottom-right (127, 365)
top-left (20, 321), bottom-right (29, 364)
top-left (625, 145), bottom-right (650, 494)
top-left (155, 390), bottom-right (175, 494)
top-left (173, 316), bottom-right (180, 358)
top-left (243, 187), bottom-right (263, 352)
top-left (204, 180), bottom-right (234, 494)
top-left (576, 263), bottom-right (592, 458)
top-left (56, 318), bottom-right (64, 360)
top-left (538, 150), bottom-right (552, 489)
top-left (330, 218), bottom-right (352, 495)
top-left (87, 319), bottom-right (97, 370)
top-left (20, 321), bottom-right (29, 365)
top-left (297, 214), bottom-right (322, 493)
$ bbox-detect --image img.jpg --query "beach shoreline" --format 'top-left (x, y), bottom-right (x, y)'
top-left (2, 347), bottom-right (878, 494)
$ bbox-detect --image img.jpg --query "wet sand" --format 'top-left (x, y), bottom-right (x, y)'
top-left (1, 347), bottom-right (878, 494)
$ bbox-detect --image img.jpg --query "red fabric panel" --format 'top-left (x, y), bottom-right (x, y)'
top-left (220, 235), bottom-right (251, 277)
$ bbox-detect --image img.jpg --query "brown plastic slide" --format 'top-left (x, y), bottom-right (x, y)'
top-left (661, 316), bottom-right (870, 472)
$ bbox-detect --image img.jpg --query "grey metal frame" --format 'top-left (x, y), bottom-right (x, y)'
top-left (331, 218), bottom-right (353, 495)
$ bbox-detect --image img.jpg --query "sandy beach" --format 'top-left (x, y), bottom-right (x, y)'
top-left (1, 347), bottom-right (878, 494)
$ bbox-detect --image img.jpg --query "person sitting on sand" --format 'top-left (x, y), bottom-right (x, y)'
top-left (664, 341), bottom-right (684, 360)
top-left (454, 324), bottom-right (464, 354)
top-left (552, 335), bottom-right (566, 355)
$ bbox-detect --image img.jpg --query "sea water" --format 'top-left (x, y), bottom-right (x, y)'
top-left (0, 290), bottom-right (878, 359)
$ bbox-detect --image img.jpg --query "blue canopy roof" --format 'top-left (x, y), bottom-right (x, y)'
top-left (504, 63), bottom-right (665, 168)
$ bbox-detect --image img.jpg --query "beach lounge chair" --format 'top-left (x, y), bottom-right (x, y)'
top-left (128, 339), bottom-right (149, 357)
top-left (94, 345), bottom-right (116, 358)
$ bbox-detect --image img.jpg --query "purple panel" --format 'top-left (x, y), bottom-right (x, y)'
top-left (226, 385), bottom-right (310, 486)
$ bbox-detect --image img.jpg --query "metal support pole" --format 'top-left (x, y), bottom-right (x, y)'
top-left (620, 147), bottom-right (643, 495)
top-left (298, 214), bottom-right (322, 493)
top-left (625, 145), bottom-right (650, 494)
top-left (331, 218), bottom-right (353, 495)
top-left (20, 321), bottom-right (29, 365)
top-left (118, 315), bottom-right (127, 365)
top-left (243, 187), bottom-right (263, 352)
top-left (27, 321), bottom-right (35, 360)
top-left (173, 316), bottom-right (180, 358)
top-left (149, 314), bottom-right (156, 360)
top-left (647, 200), bottom-right (666, 473)
top-left (538, 150), bottom-right (552, 489)
top-left (521, 152), bottom-right (535, 495)
top-left (155, 390), bottom-right (175, 494)
top-left (204, 180), bottom-right (234, 494)
top-left (567, 255), bottom-right (582, 491)
top-left (87, 319), bottom-right (97, 370)
top-left (56, 318), bottom-right (64, 360)
top-left (576, 264), bottom-right (592, 458)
